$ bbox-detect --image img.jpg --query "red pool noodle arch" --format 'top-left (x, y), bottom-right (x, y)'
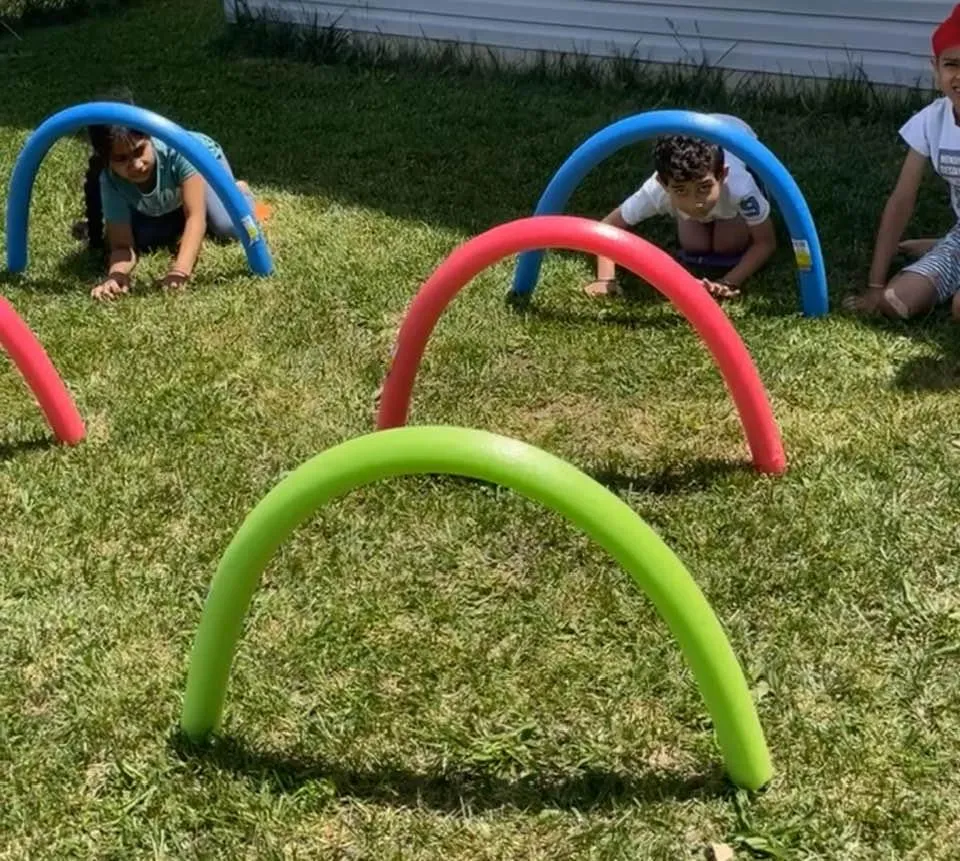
top-left (376, 216), bottom-right (786, 475)
top-left (0, 297), bottom-right (85, 445)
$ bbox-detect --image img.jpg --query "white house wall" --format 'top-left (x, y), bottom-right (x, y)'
top-left (229, 0), bottom-right (955, 86)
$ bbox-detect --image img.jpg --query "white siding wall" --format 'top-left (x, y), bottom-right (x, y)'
top-left (229, 0), bottom-right (954, 86)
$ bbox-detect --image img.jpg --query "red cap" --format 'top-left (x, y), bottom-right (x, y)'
top-left (933, 3), bottom-right (960, 56)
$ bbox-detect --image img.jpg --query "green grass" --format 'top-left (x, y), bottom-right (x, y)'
top-left (2, 1), bottom-right (960, 858)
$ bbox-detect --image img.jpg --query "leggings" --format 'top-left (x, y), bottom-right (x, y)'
top-left (130, 156), bottom-right (252, 252)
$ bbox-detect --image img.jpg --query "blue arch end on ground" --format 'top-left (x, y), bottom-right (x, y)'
top-left (510, 110), bottom-right (828, 317)
top-left (4, 102), bottom-right (273, 277)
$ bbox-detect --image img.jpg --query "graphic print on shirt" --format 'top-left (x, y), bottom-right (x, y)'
top-left (739, 195), bottom-right (762, 220)
top-left (938, 148), bottom-right (960, 179)
top-left (898, 98), bottom-right (960, 220)
top-left (937, 150), bottom-right (960, 217)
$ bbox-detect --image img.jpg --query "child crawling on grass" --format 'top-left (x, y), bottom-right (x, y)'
top-left (77, 92), bottom-right (264, 301)
top-left (844, 4), bottom-right (960, 321)
top-left (584, 115), bottom-right (777, 301)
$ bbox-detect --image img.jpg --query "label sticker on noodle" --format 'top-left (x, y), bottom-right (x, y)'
top-left (241, 215), bottom-right (259, 243)
top-left (792, 239), bottom-right (812, 271)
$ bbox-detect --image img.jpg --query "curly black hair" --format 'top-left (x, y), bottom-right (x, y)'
top-left (653, 135), bottom-right (724, 184)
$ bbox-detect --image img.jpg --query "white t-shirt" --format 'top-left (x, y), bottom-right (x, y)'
top-left (619, 114), bottom-right (771, 228)
top-left (899, 97), bottom-right (960, 219)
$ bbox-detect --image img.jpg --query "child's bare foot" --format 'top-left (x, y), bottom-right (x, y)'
top-left (236, 180), bottom-right (274, 222)
top-left (584, 278), bottom-right (621, 298)
top-left (841, 287), bottom-right (885, 315)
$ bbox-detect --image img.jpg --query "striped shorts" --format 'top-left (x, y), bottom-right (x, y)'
top-left (904, 222), bottom-right (960, 303)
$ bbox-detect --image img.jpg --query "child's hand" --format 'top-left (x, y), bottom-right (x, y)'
top-left (91, 275), bottom-right (130, 301)
top-left (583, 278), bottom-right (621, 297)
top-left (701, 278), bottom-right (741, 300)
top-left (159, 270), bottom-right (189, 292)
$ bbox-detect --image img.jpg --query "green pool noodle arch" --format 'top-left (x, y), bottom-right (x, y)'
top-left (180, 426), bottom-right (772, 791)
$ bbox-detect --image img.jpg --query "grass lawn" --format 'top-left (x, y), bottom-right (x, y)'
top-left (2, 1), bottom-right (960, 857)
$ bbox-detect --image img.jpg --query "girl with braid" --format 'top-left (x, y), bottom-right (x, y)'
top-left (75, 91), bottom-right (269, 301)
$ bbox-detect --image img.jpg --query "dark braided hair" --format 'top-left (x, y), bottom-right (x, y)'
top-left (653, 135), bottom-right (724, 184)
top-left (81, 86), bottom-right (140, 252)
top-left (82, 152), bottom-right (107, 251)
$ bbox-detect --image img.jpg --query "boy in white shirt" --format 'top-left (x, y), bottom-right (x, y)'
top-left (584, 117), bottom-right (777, 300)
top-left (845, 3), bottom-right (960, 320)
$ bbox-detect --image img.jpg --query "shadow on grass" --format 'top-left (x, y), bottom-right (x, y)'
top-left (3, 243), bottom-right (254, 297)
top-left (0, 248), bottom-right (100, 295)
top-left (843, 306), bottom-right (960, 392)
top-left (518, 302), bottom-right (688, 332)
top-left (389, 457), bottom-right (747, 498)
top-left (172, 733), bottom-right (731, 811)
top-left (511, 244), bottom-right (806, 326)
top-left (0, 435), bottom-right (57, 460)
top-left (587, 457), bottom-right (748, 495)
top-left (732, 286), bottom-right (808, 320)
top-left (894, 354), bottom-right (960, 391)
top-left (890, 317), bottom-right (960, 392)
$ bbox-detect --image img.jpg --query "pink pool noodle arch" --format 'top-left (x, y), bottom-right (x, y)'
top-left (0, 297), bottom-right (85, 444)
top-left (376, 216), bottom-right (786, 475)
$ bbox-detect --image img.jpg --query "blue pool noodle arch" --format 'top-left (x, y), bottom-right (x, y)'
top-left (511, 110), bottom-right (827, 317)
top-left (5, 102), bottom-right (273, 276)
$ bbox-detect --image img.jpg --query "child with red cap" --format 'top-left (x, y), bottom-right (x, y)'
top-left (845, 3), bottom-right (960, 320)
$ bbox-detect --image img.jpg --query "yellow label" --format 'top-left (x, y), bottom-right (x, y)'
top-left (793, 239), bottom-right (812, 271)
top-left (241, 215), bottom-right (259, 243)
